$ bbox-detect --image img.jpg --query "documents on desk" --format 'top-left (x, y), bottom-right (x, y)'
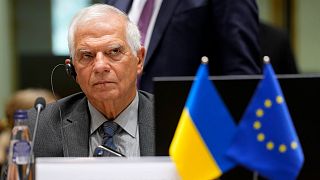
top-left (36, 157), bottom-right (180, 180)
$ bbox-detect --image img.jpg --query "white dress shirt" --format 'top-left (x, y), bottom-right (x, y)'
top-left (128, 0), bottom-right (163, 52)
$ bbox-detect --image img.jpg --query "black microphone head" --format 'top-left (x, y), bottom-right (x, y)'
top-left (34, 97), bottom-right (46, 111)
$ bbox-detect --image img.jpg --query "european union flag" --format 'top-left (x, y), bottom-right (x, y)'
top-left (227, 62), bottom-right (304, 179)
top-left (170, 59), bottom-right (236, 180)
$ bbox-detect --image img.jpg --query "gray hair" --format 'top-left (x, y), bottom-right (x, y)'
top-left (68, 4), bottom-right (141, 58)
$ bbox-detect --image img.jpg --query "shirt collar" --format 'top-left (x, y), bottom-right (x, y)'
top-left (88, 92), bottom-right (139, 138)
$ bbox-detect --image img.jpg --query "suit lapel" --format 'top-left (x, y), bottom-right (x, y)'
top-left (138, 91), bottom-right (155, 156)
top-left (60, 92), bottom-right (153, 156)
top-left (62, 98), bottom-right (90, 157)
top-left (144, 0), bottom-right (180, 66)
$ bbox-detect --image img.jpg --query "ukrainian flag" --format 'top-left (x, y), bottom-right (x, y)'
top-left (169, 60), bottom-right (236, 180)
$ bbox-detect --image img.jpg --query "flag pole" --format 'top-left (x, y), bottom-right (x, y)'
top-left (253, 171), bottom-right (259, 180)
top-left (263, 55), bottom-right (270, 64)
top-left (201, 56), bottom-right (209, 64)
top-left (251, 55), bottom-right (268, 180)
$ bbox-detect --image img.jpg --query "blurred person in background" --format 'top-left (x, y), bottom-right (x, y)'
top-left (105, 0), bottom-right (261, 92)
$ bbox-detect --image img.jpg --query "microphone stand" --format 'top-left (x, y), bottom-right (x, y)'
top-left (24, 103), bottom-right (43, 180)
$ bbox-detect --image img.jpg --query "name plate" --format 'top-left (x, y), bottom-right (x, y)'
top-left (36, 157), bottom-right (180, 180)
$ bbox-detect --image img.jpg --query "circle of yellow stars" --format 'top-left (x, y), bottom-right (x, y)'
top-left (252, 95), bottom-right (299, 153)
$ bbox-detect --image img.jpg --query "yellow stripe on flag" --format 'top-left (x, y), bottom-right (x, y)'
top-left (169, 108), bottom-right (222, 180)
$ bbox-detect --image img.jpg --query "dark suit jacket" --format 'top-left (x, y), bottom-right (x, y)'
top-left (106, 0), bottom-right (261, 92)
top-left (27, 91), bottom-right (155, 157)
top-left (259, 22), bottom-right (298, 74)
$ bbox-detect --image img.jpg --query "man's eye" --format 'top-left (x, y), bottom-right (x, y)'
top-left (109, 48), bottom-right (121, 56)
top-left (77, 52), bottom-right (94, 64)
top-left (83, 53), bottom-right (93, 59)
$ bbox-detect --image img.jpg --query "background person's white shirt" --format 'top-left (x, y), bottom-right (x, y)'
top-left (128, 0), bottom-right (163, 52)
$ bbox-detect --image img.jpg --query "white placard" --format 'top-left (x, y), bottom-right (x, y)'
top-left (36, 156), bottom-right (180, 180)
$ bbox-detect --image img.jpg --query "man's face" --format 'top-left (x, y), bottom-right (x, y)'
top-left (73, 14), bottom-right (144, 104)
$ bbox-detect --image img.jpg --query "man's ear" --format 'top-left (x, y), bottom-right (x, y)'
top-left (136, 47), bottom-right (145, 75)
top-left (65, 58), bottom-right (78, 82)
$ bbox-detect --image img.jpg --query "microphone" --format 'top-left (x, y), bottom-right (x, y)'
top-left (31, 97), bottom-right (46, 152)
top-left (34, 97), bottom-right (46, 112)
top-left (24, 97), bottom-right (46, 180)
top-left (94, 145), bottom-right (126, 157)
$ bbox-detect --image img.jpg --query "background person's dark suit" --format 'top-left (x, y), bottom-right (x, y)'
top-left (259, 22), bottom-right (299, 74)
top-left (26, 91), bottom-right (155, 157)
top-left (105, 0), bottom-right (261, 92)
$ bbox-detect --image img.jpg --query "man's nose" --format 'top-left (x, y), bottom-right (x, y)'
top-left (93, 52), bottom-right (111, 72)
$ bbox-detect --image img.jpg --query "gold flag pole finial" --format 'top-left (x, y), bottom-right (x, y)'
top-left (201, 56), bottom-right (209, 64)
top-left (263, 56), bottom-right (270, 64)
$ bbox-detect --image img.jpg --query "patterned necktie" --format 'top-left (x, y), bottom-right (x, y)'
top-left (138, 0), bottom-right (155, 44)
top-left (94, 121), bottom-right (119, 156)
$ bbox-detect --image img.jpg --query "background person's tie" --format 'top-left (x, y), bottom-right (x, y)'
top-left (137, 0), bottom-right (155, 88)
top-left (138, 0), bottom-right (155, 44)
top-left (94, 121), bottom-right (120, 157)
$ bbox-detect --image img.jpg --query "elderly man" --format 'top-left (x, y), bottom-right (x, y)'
top-left (28, 4), bottom-right (155, 157)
